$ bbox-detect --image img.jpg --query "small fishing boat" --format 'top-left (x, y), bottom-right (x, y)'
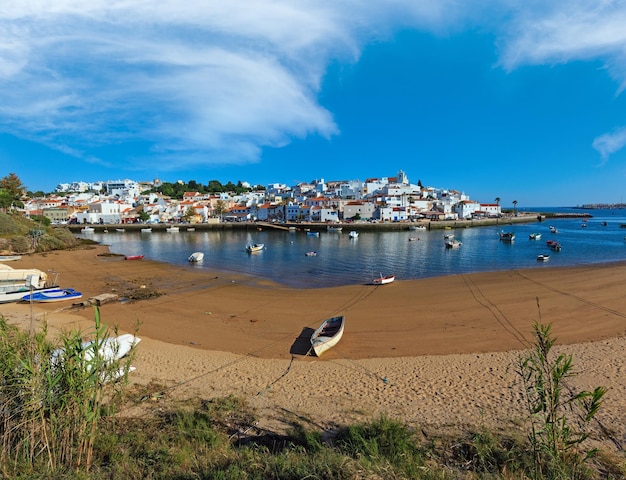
top-left (549, 226), bottom-right (559, 233)
top-left (445, 238), bottom-right (462, 248)
top-left (166, 226), bottom-right (180, 233)
top-left (529, 233), bottom-right (542, 240)
top-left (124, 255), bottom-right (144, 260)
top-left (348, 230), bottom-right (359, 238)
top-left (140, 228), bottom-right (152, 233)
top-left (115, 228), bottom-right (125, 233)
top-left (188, 252), bottom-right (204, 262)
top-left (21, 288), bottom-right (82, 303)
top-left (537, 254), bottom-right (550, 262)
top-left (327, 225), bottom-right (343, 232)
top-left (306, 231), bottom-right (320, 237)
top-left (246, 243), bottom-right (264, 253)
top-left (310, 315), bottom-right (345, 356)
top-left (305, 251), bottom-right (318, 257)
top-left (548, 241), bottom-right (562, 251)
top-left (186, 227), bottom-right (196, 232)
top-left (0, 255), bottom-right (22, 261)
top-left (373, 274), bottom-right (395, 285)
top-left (499, 231), bottom-right (515, 242)
top-left (81, 226), bottom-right (95, 233)
top-left (408, 224), bottom-right (427, 231)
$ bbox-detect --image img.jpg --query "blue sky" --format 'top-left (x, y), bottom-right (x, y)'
top-left (2, 1), bottom-right (626, 207)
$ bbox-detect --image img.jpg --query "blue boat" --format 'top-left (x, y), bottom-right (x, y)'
top-left (21, 288), bottom-right (82, 303)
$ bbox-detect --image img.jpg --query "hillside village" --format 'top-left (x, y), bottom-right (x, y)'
top-left (24, 170), bottom-right (502, 225)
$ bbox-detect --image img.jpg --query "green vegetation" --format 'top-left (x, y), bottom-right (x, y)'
top-left (2, 312), bottom-right (623, 479)
top-left (517, 321), bottom-right (607, 479)
top-left (148, 179), bottom-right (265, 199)
top-left (0, 211), bottom-right (79, 253)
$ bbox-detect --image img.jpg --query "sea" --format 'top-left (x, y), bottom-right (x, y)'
top-left (83, 207), bottom-right (626, 289)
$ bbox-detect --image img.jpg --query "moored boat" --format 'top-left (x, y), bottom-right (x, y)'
top-left (141, 228), bottom-right (152, 233)
top-left (246, 243), bottom-right (264, 253)
top-left (327, 225), bottom-right (343, 232)
top-left (499, 231), bottom-right (515, 241)
top-left (408, 224), bottom-right (427, 231)
top-left (306, 231), bottom-right (320, 237)
top-left (124, 255), bottom-right (144, 260)
top-left (348, 230), bottom-right (359, 238)
top-left (305, 251), bottom-right (318, 256)
top-left (21, 288), bottom-right (82, 303)
top-left (373, 273), bottom-right (395, 285)
top-left (445, 238), bottom-right (462, 248)
top-left (81, 226), bottom-right (95, 233)
top-left (188, 252), bottom-right (204, 262)
top-left (537, 254), bottom-right (550, 261)
top-left (529, 233), bottom-right (542, 240)
top-left (310, 315), bottom-right (345, 356)
top-left (0, 255), bottom-right (22, 261)
top-left (166, 226), bottom-right (180, 233)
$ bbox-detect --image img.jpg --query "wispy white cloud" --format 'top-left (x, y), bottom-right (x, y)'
top-left (592, 126), bottom-right (626, 162)
top-left (2, 0), bottom-right (626, 170)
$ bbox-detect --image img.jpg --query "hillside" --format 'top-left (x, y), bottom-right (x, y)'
top-left (0, 213), bottom-right (79, 254)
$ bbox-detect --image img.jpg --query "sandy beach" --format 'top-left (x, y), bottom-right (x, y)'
top-left (1, 244), bottom-right (625, 452)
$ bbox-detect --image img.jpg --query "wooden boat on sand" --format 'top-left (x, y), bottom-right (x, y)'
top-left (373, 274), bottom-right (395, 285)
top-left (125, 255), bottom-right (144, 260)
top-left (310, 315), bottom-right (345, 356)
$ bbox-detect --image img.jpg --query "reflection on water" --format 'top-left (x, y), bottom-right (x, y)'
top-left (87, 212), bottom-right (626, 288)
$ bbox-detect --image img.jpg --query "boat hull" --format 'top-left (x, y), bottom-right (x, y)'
top-left (311, 315), bottom-right (345, 356)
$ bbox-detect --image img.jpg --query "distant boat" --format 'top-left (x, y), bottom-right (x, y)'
top-left (305, 251), bottom-right (318, 257)
top-left (500, 231), bottom-right (515, 242)
top-left (547, 241), bottom-right (562, 251)
top-left (186, 227), bottom-right (196, 232)
top-left (0, 255), bottom-right (22, 261)
top-left (529, 233), bottom-right (542, 240)
top-left (537, 254), bottom-right (550, 262)
top-left (445, 238), bottom-right (462, 248)
top-left (327, 225), bottom-right (343, 232)
top-left (81, 226), bottom-right (95, 233)
top-left (140, 228), bottom-right (152, 233)
top-left (408, 224), bottom-right (426, 231)
top-left (115, 228), bottom-right (125, 233)
top-left (310, 316), bottom-right (345, 356)
top-left (188, 252), bottom-right (204, 262)
top-left (549, 226), bottom-right (559, 233)
top-left (166, 226), bottom-right (180, 233)
top-left (306, 231), bottom-right (320, 237)
top-left (21, 288), bottom-right (82, 303)
top-left (246, 243), bottom-right (264, 253)
top-left (125, 255), bottom-right (144, 260)
top-left (373, 274), bottom-right (395, 285)
top-left (348, 231), bottom-right (359, 238)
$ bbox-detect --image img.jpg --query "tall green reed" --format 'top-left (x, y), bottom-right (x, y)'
top-left (0, 307), bottom-right (138, 475)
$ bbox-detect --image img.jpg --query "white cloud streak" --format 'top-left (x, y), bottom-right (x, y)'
top-left (592, 127), bottom-right (626, 162)
top-left (2, 1), bottom-right (626, 168)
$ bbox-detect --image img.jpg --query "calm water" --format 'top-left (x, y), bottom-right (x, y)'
top-left (84, 208), bottom-right (626, 288)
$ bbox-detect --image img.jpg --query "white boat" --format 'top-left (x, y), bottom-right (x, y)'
top-left (1, 285), bottom-right (61, 304)
top-left (0, 255), bottom-right (22, 261)
top-left (188, 252), bottom-right (204, 262)
top-left (327, 225), bottom-right (343, 232)
top-left (115, 228), bottom-right (125, 233)
top-left (549, 226), bottom-right (558, 233)
top-left (0, 268), bottom-right (48, 285)
top-left (246, 243), bottom-right (264, 253)
top-left (348, 230), bottom-right (359, 238)
top-left (21, 288), bottom-right (82, 303)
top-left (537, 254), bottom-right (550, 261)
top-left (310, 316), bottom-right (345, 356)
top-left (81, 226), bottom-right (95, 233)
top-left (166, 226), bottom-right (180, 233)
top-left (499, 231), bottom-right (515, 241)
top-left (445, 238), bottom-right (462, 248)
top-left (305, 251), bottom-right (318, 257)
top-left (408, 224), bottom-right (426, 231)
top-left (186, 227), bottom-right (196, 232)
top-left (141, 227), bottom-right (152, 233)
top-left (373, 274), bottom-right (395, 285)
top-left (529, 233), bottom-right (542, 240)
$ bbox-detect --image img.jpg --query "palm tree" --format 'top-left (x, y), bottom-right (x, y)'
top-left (494, 197), bottom-right (500, 206)
top-left (512, 200), bottom-right (518, 216)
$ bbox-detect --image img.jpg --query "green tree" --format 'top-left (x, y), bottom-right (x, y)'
top-left (494, 197), bottom-right (500, 205)
top-left (138, 211), bottom-right (150, 222)
top-left (214, 199), bottom-right (226, 219)
top-left (513, 199), bottom-right (518, 215)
